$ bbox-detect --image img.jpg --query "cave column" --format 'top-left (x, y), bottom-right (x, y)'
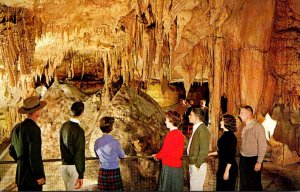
top-left (209, 29), bottom-right (224, 151)
top-left (238, 0), bottom-right (275, 114)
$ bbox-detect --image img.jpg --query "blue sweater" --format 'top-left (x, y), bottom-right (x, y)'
top-left (94, 134), bottom-right (125, 169)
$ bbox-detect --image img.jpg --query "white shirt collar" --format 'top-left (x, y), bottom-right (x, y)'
top-left (70, 117), bottom-right (80, 125)
top-left (192, 122), bottom-right (202, 132)
top-left (246, 119), bottom-right (255, 125)
top-left (169, 127), bottom-right (178, 131)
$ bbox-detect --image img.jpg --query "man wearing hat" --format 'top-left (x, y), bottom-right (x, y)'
top-left (9, 96), bottom-right (47, 191)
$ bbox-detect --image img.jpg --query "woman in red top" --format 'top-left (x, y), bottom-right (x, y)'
top-left (152, 111), bottom-right (185, 191)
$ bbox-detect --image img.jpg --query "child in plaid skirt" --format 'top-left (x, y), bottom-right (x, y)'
top-left (94, 117), bottom-right (127, 191)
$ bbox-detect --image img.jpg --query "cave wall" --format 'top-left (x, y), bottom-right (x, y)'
top-left (269, 0), bottom-right (300, 155)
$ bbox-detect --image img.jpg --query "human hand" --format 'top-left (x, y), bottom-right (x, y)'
top-left (223, 171), bottom-right (229, 180)
top-left (208, 151), bottom-right (217, 156)
top-left (75, 178), bottom-right (83, 189)
top-left (254, 162), bottom-right (262, 172)
top-left (152, 154), bottom-right (158, 161)
top-left (36, 178), bottom-right (45, 185)
top-left (189, 164), bottom-right (200, 172)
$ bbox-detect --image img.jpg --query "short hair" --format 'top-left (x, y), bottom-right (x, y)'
top-left (71, 102), bottom-right (84, 116)
top-left (165, 111), bottom-right (181, 127)
top-left (100, 117), bottom-right (114, 133)
top-left (221, 114), bottom-right (237, 132)
top-left (240, 105), bottom-right (253, 114)
top-left (191, 107), bottom-right (205, 122)
top-left (179, 94), bottom-right (186, 100)
top-left (188, 100), bottom-right (194, 105)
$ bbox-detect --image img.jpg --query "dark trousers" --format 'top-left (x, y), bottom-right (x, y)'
top-left (239, 155), bottom-right (263, 191)
top-left (18, 184), bottom-right (42, 191)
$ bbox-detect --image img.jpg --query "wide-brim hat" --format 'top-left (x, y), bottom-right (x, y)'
top-left (18, 96), bottom-right (47, 114)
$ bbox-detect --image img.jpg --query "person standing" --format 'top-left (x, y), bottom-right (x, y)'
top-left (152, 111), bottom-right (185, 191)
top-left (239, 105), bottom-right (267, 191)
top-left (172, 95), bottom-right (189, 118)
top-left (208, 114), bottom-right (238, 191)
top-left (94, 117), bottom-right (126, 191)
top-left (60, 102), bottom-right (85, 191)
top-left (9, 96), bottom-right (47, 191)
top-left (187, 107), bottom-right (210, 191)
top-left (35, 82), bottom-right (47, 99)
top-left (182, 99), bottom-right (193, 136)
top-left (200, 99), bottom-right (209, 126)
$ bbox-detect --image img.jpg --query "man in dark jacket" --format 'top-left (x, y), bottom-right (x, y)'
top-left (9, 96), bottom-right (47, 191)
top-left (60, 101), bottom-right (85, 190)
top-left (200, 99), bottom-right (209, 126)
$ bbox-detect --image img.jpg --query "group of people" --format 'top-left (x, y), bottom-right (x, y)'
top-left (153, 104), bottom-right (267, 191)
top-left (178, 98), bottom-right (209, 136)
top-left (9, 96), bottom-right (267, 191)
top-left (152, 107), bottom-right (210, 191)
top-left (9, 96), bottom-right (126, 191)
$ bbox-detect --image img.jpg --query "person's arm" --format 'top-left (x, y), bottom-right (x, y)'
top-left (223, 163), bottom-right (232, 180)
top-left (195, 128), bottom-right (210, 168)
top-left (94, 143), bottom-right (99, 158)
top-left (9, 145), bottom-right (17, 161)
top-left (116, 141), bottom-right (126, 159)
top-left (154, 133), bottom-right (170, 160)
top-left (74, 128), bottom-right (85, 180)
top-left (208, 151), bottom-right (218, 156)
top-left (9, 126), bottom-right (18, 161)
top-left (28, 124), bottom-right (45, 184)
top-left (255, 124), bottom-right (267, 171)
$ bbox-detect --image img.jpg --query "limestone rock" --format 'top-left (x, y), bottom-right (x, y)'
top-left (269, 137), bottom-right (300, 166)
top-left (89, 85), bottom-right (166, 157)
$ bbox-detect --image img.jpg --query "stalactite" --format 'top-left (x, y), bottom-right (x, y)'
top-left (169, 16), bottom-right (177, 53)
top-left (71, 56), bottom-right (74, 78)
top-left (121, 51), bottom-right (128, 85)
top-left (21, 9), bottom-right (34, 75)
top-left (110, 50), bottom-right (116, 82)
top-left (81, 58), bottom-right (85, 80)
top-left (107, 50), bottom-right (113, 82)
top-left (3, 43), bottom-right (16, 87)
top-left (162, 34), bottom-right (170, 81)
top-left (142, 33), bottom-right (149, 82)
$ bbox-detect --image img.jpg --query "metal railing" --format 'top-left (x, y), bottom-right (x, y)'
top-left (0, 156), bottom-right (193, 191)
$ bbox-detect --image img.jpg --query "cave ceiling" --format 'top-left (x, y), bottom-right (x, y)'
top-left (0, 0), bottom-right (299, 113)
top-left (0, 0), bottom-right (244, 94)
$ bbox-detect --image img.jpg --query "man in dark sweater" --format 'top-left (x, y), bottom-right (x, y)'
top-left (60, 102), bottom-right (85, 190)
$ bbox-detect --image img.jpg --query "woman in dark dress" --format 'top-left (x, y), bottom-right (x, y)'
top-left (209, 114), bottom-right (238, 191)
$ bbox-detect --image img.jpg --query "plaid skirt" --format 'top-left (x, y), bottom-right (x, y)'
top-left (98, 168), bottom-right (123, 191)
